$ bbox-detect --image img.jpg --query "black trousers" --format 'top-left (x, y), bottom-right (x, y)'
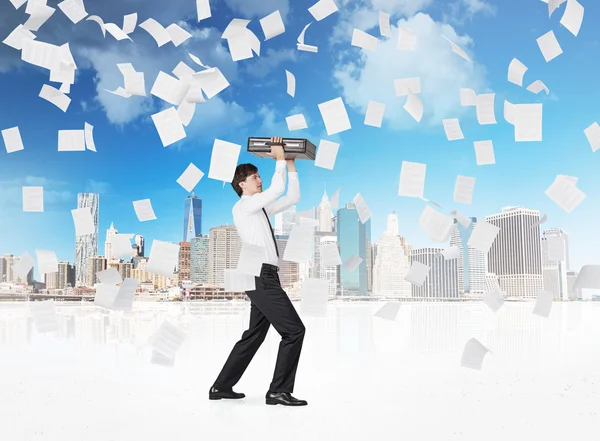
top-left (213, 263), bottom-right (306, 393)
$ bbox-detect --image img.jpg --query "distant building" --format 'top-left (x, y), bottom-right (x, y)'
top-left (410, 248), bottom-right (459, 299)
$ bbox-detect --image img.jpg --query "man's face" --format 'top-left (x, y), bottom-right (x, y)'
top-left (241, 171), bottom-right (262, 195)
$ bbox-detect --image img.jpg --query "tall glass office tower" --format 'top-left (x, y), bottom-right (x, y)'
top-left (337, 203), bottom-right (370, 296)
top-left (183, 193), bottom-right (202, 242)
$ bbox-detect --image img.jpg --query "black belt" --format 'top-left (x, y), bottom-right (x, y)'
top-left (262, 263), bottom-right (279, 272)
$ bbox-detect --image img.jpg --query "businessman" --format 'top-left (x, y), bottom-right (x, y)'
top-left (209, 136), bottom-right (307, 406)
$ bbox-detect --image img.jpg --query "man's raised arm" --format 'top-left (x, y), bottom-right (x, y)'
top-left (265, 159), bottom-right (300, 216)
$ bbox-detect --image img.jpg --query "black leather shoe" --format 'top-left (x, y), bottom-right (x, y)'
top-left (265, 391), bottom-right (307, 406)
top-left (209, 386), bottom-right (245, 400)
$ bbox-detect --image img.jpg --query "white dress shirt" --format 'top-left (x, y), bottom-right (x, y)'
top-left (233, 160), bottom-right (300, 266)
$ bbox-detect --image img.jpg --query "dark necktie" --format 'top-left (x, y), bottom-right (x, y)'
top-left (262, 208), bottom-right (279, 257)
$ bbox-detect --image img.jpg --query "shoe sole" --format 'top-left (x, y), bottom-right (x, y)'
top-left (209, 396), bottom-right (245, 400)
top-left (265, 399), bottom-right (307, 406)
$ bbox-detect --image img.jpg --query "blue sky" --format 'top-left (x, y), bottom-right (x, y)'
top-left (1, 0), bottom-right (600, 279)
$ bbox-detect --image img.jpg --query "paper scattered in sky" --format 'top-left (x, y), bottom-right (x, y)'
top-left (308, 0), bottom-right (338, 21)
top-left (474, 140), bottom-right (495, 165)
top-left (318, 97), bottom-right (351, 135)
top-left (133, 198), bottom-right (157, 222)
top-left (315, 139), bottom-right (340, 170)
top-left (508, 58), bottom-right (528, 86)
top-left (536, 30), bottom-right (562, 62)
top-left (364, 101), bottom-right (386, 127)
top-left (398, 161), bottom-right (426, 198)
top-left (208, 139), bottom-right (241, 183)
top-left (177, 163), bottom-right (204, 192)
top-left (461, 338), bottom-right (490, 370)
top-left (22, 186), bottom-right (44, 212)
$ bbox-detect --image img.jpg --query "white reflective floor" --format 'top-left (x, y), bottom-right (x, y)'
top-left (1, 301), bottom-right (598, 441)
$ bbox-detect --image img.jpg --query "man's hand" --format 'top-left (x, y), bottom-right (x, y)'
top-left (286, 158), bottom-right (296, 172)
top-left (265, 136), bottom-right (285, 160)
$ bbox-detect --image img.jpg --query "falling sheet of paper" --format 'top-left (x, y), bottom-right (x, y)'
top-left (286, 113), bottom-right (308, 131)
top-left (351, 28), bottom-right (378, 51)
top-left (96, 267), bottom-right (122, 285)
top-left (260, 10), bottom-right (285, 40)
top-left (173, 61), bottom-right (195, 80)
top-left (442, 118), bottom-right (464, 141)
top-left (526, 80), bottom-right (549, 95)
top-left (21, 40), bottom-right (60, 71)
top-left (177, 99), bottom-right (196, 126)
top-left (57, 0), bottom-right (87, 24)
top-left (123, 13), bottom-right (137, 34)
top-left (297, 22), bottom-right (318, 52)
top-left (106, 87), bottom-right (132, 98)
top-left (133, 198), bottom-right (157, 222)
top-left (283, 223), bottom-right (314, 264)
top-left (460, 88), bottom-right (477, 106)
top-left (285, 70), bottom-right (295, 97)
top-left (166, 23), bottom-right (192, 47)
top-left (320, 243), bottom-right (342, 267)
top-left (531, 213), bottom-right (548, 228)
top-left (301, 278), bottom-right (330, 317)
top-left (419, 205), bottom-right (454, 242)
top-left (398, 161), bottom-right (426, 198)
top-left (374, 302), bottom-right (401, 321)
top-left (3, 24), bottom-right (37, 50)
top-left (71, 207), bottom-right (95, 236)
top-left (222, 19), bottom-right (259, 61)
top-left (196, 0), bottom-right (211, 21)
top-left (150, 321), bottom-right (187, 359)
top-left (112, 234), bottom-right (134, 259)
top-left (454, 175), bottom-right (476, 204)
top-left (24, 4), bottom-right (56, 32)
top-left (546, 234), bottom-right (565, 261)
top-left (451, 210), bottom-right (471, 228)
top-left (474, 140), bottom-right (495, 165)
top-left (394, 77), bottom-right (421, 96)
top-left (440, 246), bottom-right (460, 260)
top-left (513, 103), bottom-right (542, 142)
top-left (30, 300), bottom-right (59, 333)
top-left (151, 71), bottom-right (190, 106)
top-left (12, 252), bottom-right (35, 278)
top-left (467, 221), bottom-right (500, 253)
top-left (9, 0), bottom-right (28, 9)
top-left (2, 126), bottom-right (24, 153)
top-left (405, 261), bottom-right (430, 286)
top-left (404, 90), bottom-right (423, 122)
top-left (379, 11), bottom-right (391, 38)
top-left (58, 130), bottom-right (85, 152)
top-left (318, 97), bottom-right (351, 135)
top-left (192, 67), bottom-right (230, 99)
top-left (461, 338), bottom-right (490, 370)
top-left (139, 18), bottom-right (171, 47)
top-left (507, 58), bottom-right (528, 86)
top-left (397, 28), bottom-right (417, 50)
top-left (82, 122), bottom-right (97, 152)
top-left (308, 0), bottom-right (338, 21)
top-left (236, 243), bottom-right (267, 276)
top-left (146, 240), bottom-right (179, 277)
top-left (23, 186), bottom-right (44, 212)
top-left (39, 84), bottom-right (70, 112)
top-left (315, 139), bottom-right (340, 170)
top-left (151, 107), bottom-right (186, 147)
top-left (104, 23), bottom-right (131, 41)
top-left (177, 163), bottom-right (204, 192)
top-left (584, 121), bottom-right (600, 152)
top-left (36, 249), bottom-right (58, 275)
top-left (532, 290), bottom-right (553, 318)
top-left (343, 254), bottom-right (362, 271)
top-left (224, 269), bottom-right (256, 292)
top-left (94, 283), bottom-right (119, 309)
top-left (111, 278), bottom-right (138, 312)
top-left (353, 193), bottom-right (372, 224)
top-left (442, 34), bottom-right (470, 61)
top-left (208, 139), bottom-right (241, 183)
top-left (483, 281), bottom-right (504, 313)
top-left (545, 175), bottom-right (586, 213)
top-left (560, 0), bottom-right (584, 36)
top-left (536, 30), bottom-right (562, 62)
top-left (476, 93), bottom-right (496, 125)
top-left (545, 0), bottom-right (567, 17)
top-left (364, 101), bottom-right (385, 128)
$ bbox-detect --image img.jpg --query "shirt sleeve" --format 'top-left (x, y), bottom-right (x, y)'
top-left (237, 160), bottom-right (287, 215)
top-left (264, 171), bottom-right (300, 216)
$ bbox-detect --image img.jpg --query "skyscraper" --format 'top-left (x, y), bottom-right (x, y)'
top-left (75, 193), bottom-right (99, 286)
top-left (134, 235), bottom-right (145, 257)
top-left (190, 235), bottom-right (209, 284)
top-left (208, 225), bottom-right (241, 287)
top-left (337, 203), bottom-right (370, 296)
top-left (542, 228), bottom-right (569, 301)
top-left (318, 190), bottom-right (333, 233)
top-left (450, 218), bottom-right (486, 297)
top-left (319, 235), bottom-right (339, 298)
top-left (410, 248), bottom-right (459, 298)
top-left (486, 207), bottom-right (543, 299)
top-left (104, 222), bottom-right (118, 264)
top-left (183, 193), bottom-right (202, 242)
top-left (88, 256), bottom-right (107, 286)
top-left (178, 242), bottom-right (191, 283)
top-left (275, 206), bottom-right (297, 236)
top-left (373, 212), bottom-right (411, 298)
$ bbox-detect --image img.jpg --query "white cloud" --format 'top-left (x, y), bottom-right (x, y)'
top-left (0, 176), bottom-right (72, 208)
top-left (445, 0), bottom-right (496, 25)
top-left (332, 13), bottom-right (489, 129)
top-left (244, 48), bottom-right (297, 78)
top-left (182, 97), bottom-right (254, 143)
top-left (85, 180), bottom-right (111, 194)
top-left (223, 0), bottom-right (290, 19)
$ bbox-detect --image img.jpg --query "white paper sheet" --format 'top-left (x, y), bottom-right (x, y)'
top-left (513, 103), bottom-right (542, 142)
top-left (546, 234), bottom-right (565, 261)
top-left (117, 63), bottom-right (145, 96)
top-left (397, 28), bottom-right (417, 50)
top-left (151, 71), bottom-right (190, 106)
top-left (301, 278), bottom-right (330, 317)
top-left (3, 24), bottom-right (37, 50)
top-left (105, 23), bottom-right (131, 41)
top-left (23, 186), bottom-right (44, 212)
top-left (308, 0), bottom-right (338, 21)
top-left (297, 22), bottom-right (318, 52)
top-left (442, 118), bottom-right (464, 141)
top-left (364, 101), bottom-right (385, 127)
top-left (343, 254), bottom-right (362, 271)
top-left (283, 223), bottom-right (314, 264)
top-left (374, 302), bottom-right (401, 321)
top-left (36, 249), bottom-right (58, 275)
top-left (112, 278), bottom-right (138, 312)
top-left (260, 10), bottom-right (285, 40)
top-left (507, 58), bottom-right (528, 86)
top-left (474, 140), bottom-right (495, 165)
top-left (476, 93), bottom-right (496, 125)
top-left (71, 207), bottom-right (95, 236)
top-left (286, 113), bottom-right (308, 131)
top-left (560, 0), bottom-right (584, 36)
top-left (460, 88), bottom-right (477, 106)
top-left (150, 321), bottom-right (187, 359)
top-left (223, 269), bottom-right (255, 291)
top-left (398, 161), bottom-right (426, 198)
top-left (532, 290), bottom-right (553, 318)
top-left (544, 0), bottom-right (567, 17)
top-left (454, 175), bottom-right (476, 204)
top-left (112, 234), bottom-right (135, 259)
top-left (2, 126), bottom-right (24, 153)
top-left (442, 34), bottom-right (470, 61)
top-left (94, 283), bottom-right (119, 309)
top-left (351, 28), bottom-right (378, 51)
top-left (405, 261), bottom-right (430, 286)
top-left (419, 205), bottom-right (454, 242)
top-left (404, 90), bottom-right (423, 122)
top-left (483, 281), bottom-right (504, 313)
top-left (285, 70), bottom-right (295, 97)
top-left (83, 122), bottom-right (96, 152)
top-left (192, 67), bottom-right (230, 99)
top-left (96, 267), bottom-right (122, 285)
top-left (320, 243), bottom-right (342, 267)
top-left (379, 11), bottom-right (391, 38)
top-left (21, 40), bottom-right (60, 71)
top-left (545, 175), bottom-right (586, 213)
top-left (467, 221), bottom-right (500, 253)
top-left (132, 199), bottom-right (157, 222)
top-left (146, 240), bottom-right (179, 277)
top-left (526, 80), bottom-right (549, 95)
top-left (315, 139), bottom-right (340, 170)
top-left (9, 0), bottom-right (28, 9)
top-left (39, 84), bottom-right (70, 112)
top-left (537, 30), bottom-right (562, 62)
top-left (584, 121), bottom-right (600, 152)
top-left (196, 0), bottom-right (211, 21)
top-left (394, 77), bottom-right (421, 96)
top-left (166, 23), bottom-right (192, 47)
top-left (151, 107), bottom-right (186, 147)
top-left (440, 246), bottom-right (460, 260)
top-left (24, 5), bottom-right (55, 32)
top-left (451, 210), bottom-right (471, 228)
top-left (353, 193), bottom-right (372, 224)
top-left (208, 139), bottom-right (241, 183)
top-left (12, 252), bottom-right (35, 278)
top-left (461, 338), bottom-right (490, 370)
top-left (58, 130), bottom-right (85, 151)
top-left (236, 243), bottom-right (267, 276)
top-left (139, 18), bottom-right (171, 47)
top-left (123, 12), bottom-right (137, 34)
top-left (317, 96), bottom-right (351, 135)
top-left (57, 0), bottom-right (87, 24)
top-left (177, 163), bottom-right (204, 192)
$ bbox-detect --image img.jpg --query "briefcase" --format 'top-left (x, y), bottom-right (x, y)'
top-left (247, 137), bottom-right (316, 160)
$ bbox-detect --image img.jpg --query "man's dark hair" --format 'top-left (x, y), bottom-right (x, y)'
top-left (231, 163), bottom-right (258, 197)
